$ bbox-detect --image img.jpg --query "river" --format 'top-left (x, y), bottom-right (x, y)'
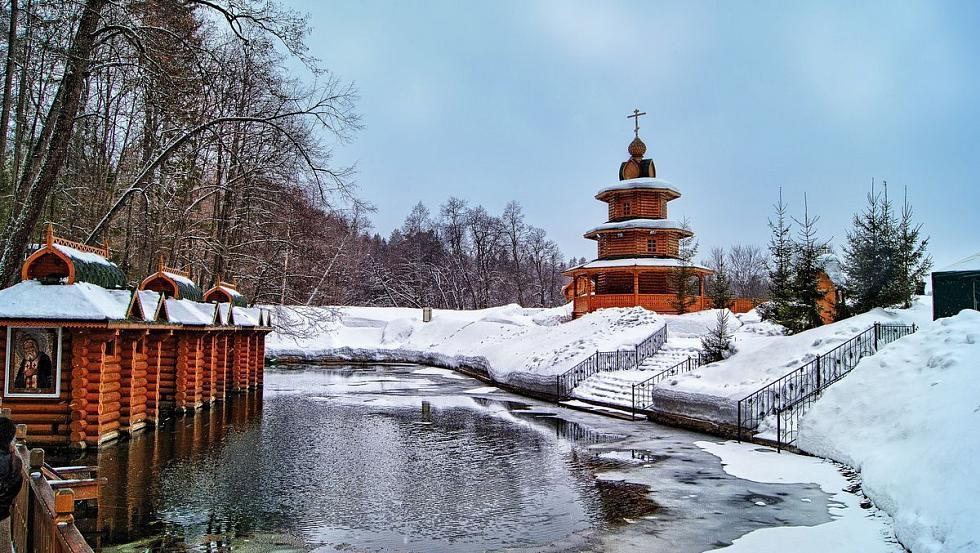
top-left (58, 364), bottom-right (834, 552)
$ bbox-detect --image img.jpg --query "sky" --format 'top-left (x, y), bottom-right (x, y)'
top-left (292, 0), bottom-right (980, 269)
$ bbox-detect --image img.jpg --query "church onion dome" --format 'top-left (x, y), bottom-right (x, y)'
top-left (596, 177), bottom-right (682, 201)
top-left (583, 218), bottom-right (693, 240)
top-left (628, 136), bottom-right (647, 158)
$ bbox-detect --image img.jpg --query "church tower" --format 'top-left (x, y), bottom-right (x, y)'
top-left (563, 110), bottom-right (712, 318)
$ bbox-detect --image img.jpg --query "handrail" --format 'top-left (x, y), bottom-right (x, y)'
top-left (736, 322), bottom-right (917, 448)
top-left (9, 426), bottom-right (94, 553)
top-left (555, 323), bottom-right (668, 400)
top-left (631, 352), bottom-right (706, 415)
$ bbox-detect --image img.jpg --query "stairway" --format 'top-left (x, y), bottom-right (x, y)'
top-left (570, 341), bottom-right (703, 410)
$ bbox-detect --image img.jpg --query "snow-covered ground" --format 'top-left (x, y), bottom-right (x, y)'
top-left (266, 304), bottom-right (666, 389)
top-left (797, 309), bottom-right (980, 553)
top-left (650, 297), bottom-right (933, 423)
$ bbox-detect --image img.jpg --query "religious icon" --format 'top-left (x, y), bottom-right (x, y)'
top-left (5, 327), bottom-right (61, 398)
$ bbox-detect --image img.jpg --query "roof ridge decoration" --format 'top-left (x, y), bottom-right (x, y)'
top-left (21, 223), bottom-right (127, 289)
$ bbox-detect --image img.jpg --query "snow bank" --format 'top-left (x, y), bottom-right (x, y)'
top-left (266, 304), bottom-right (666, 389)
top-left (797, 309), bottom-right (980, 553)
top-left (650, 297), bottom-right (932, 423)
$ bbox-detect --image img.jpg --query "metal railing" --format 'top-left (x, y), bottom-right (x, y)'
top-left (631, 353), bottom-right (706, 414)
top-left (555, 323), bottom-right (668, 400)
top-left (736, 322), bottom-right (917, 449)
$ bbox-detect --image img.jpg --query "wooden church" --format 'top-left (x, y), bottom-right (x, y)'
top-left (564, 110), bottom-right (714, 318)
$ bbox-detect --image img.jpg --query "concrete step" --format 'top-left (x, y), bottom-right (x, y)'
top-left (559, 399), bottom-right (644, 421)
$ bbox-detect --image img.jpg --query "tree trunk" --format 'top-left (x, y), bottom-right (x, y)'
top-left (0, 0), bottom-right (19, 187)
top-left (0, 0), bottom-right (109, 285)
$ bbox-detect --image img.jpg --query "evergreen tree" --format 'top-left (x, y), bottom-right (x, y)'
top-left (701, 309), bottom-right (734, 362)
top-left (669, 221), bottom-right (700, 314)
top-left (891, 187), bottom-right (932, 308)
top-left (789, 196), bottom-right (829, 332)
top-left (765, 189), bottom-right (794, 325)
top-left (708, 256), bottom-right (734, 310)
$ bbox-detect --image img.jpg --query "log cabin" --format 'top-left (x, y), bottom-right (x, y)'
top-left (0, 225), bottom-right (272, 449)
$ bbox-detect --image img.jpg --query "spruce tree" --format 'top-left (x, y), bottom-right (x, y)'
top-left (708, 256), bottom-right (734, 310)
top-left (891, 187), bottom-right (932, 307)
top-left (701, 309), bottom-right (734, 362)
top-left (668, 222), bottom-right (700, 314)
top-left (765, 189), bottom-right (794, 325)
top-left (789, 196), bottom-right (829, 332)
top-left (843, 182), bottom-right (888, 312)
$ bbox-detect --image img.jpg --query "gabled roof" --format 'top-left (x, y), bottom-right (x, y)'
top-left (0, 281), bottom-right (132, 321)
top-left (233, 306), bottom-right (262, 327)
top-left (131, 290), bottom-right (163, 322)
top-left (162, 298), bottom-right (215, 326)
top-left (203, 281), bottom-right (248, 307)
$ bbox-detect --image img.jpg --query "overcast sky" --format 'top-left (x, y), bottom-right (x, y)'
top-left (293, 0), bottom-right (979, 269)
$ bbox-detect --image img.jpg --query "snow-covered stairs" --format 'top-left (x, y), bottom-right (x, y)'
top-left (569, 340), bottom-right (703, 410)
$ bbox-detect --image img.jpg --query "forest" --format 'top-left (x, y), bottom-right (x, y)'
top-left (0, 0), bottom-right (570, 308)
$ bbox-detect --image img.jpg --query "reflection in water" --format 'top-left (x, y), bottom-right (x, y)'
top-left (69, 366), bottom-right (654, 552)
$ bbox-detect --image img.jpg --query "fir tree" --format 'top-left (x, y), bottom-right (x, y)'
top-left (843, 182), bottom-right (888, 312)
top-left (668, 221), bottom-right (700, 314)
top-left (701, 309), bottom-right (734, 362)
top-left (891, 187), bottom-right (932, 307)
top-left (708, 256), bottom-right (734, 310)
top-left (765, 189), bottom-right (794, 325)
top-left (789, 195), bottom-right (829, 332)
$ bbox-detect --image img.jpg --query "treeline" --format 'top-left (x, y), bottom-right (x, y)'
top-left (361, 199), bottom-right (567, 309)
top-left (0, 0), bottom-right (363, 305)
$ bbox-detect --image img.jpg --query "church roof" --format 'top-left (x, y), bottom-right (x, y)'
top-left (0, 280), bottom-right (132, 321)
top-left (597, 177), bottom-right (681, 199)
top-left (584, 218), bottom-right (692, 238)
top-left (567, 257), bottom-right (711, 272)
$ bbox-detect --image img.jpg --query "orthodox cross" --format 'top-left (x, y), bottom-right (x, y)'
top-left (627, 108), bottom-right (646, 138)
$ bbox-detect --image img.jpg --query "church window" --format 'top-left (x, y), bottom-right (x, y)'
top-left (623, 201), bottom-right (631, 216)
top-left (647, 238), bottom-right (656, 253)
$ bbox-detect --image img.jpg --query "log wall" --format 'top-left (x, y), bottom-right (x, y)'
top-left (597, 230), bottom-right (681, 258)
top-left (2, 322), bottom-right (268, 449)
top-left (606, 190), bottom-right (669, 221)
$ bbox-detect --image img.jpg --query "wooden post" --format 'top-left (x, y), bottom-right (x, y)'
top-left (54, 489), bottom-right (75, 524)
top-left (632, 270), bottom-right (639, 307)
top-left (29, 448), bottom-right (44, 472)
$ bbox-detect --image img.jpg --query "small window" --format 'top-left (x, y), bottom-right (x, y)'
top-left (105, 340), bottom-right (116, 356)
top-left (647, 238), bottom-right (656, 253)
top-left (623, 202), bottom-right (631, 216)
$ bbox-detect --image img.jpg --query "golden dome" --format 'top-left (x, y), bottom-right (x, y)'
top-left (628, 136), bottom-right (646, 158)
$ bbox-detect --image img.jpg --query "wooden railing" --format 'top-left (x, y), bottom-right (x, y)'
top-left (574, 293), bottom-right (761, 316)
top-left (8, 426), bottom-right (93, 553)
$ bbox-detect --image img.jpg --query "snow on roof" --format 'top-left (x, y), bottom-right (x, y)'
top-left (136, 290), bottom-right (162, 322)
top-left (234, 306), bottom-right (262, 327)
top-left (216, 303), bottom-right (229, 325)
top-left (597, 177), bottom-right (681, 197)
top-left (217, 285), bottom-right (243, 298)
top-left (572, 257), bottom-right (711, 271)
top-left (817, 253), bottom-right (846, 287)
top-left (163, 271), bottom-right (196, 287)
top-left (53, 243), bottom-right (115, 267)
top-left (0, 281), bottom-right (131, 321)
top-left (164, 298), bottom-right (215, 325)
top-left (935, 251), bottom-right (980, 273)
top-left (585, 218), bottom-right (690, 235)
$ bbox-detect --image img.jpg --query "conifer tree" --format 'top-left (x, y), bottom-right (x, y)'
top-left (891, 187), bottom-right (932, 308)
top-left (843, 183), bottom-right (887, 311)
top-left (789, 196), bottom-right (829, 332)
top-left (708, 255), bottom-right (734, 311)
top-left (765, 189), bottom-right (794, 325)
top-left (669, 221), bottom-right (700, 314)
top-left (701, 309), bottom-right (734, 362)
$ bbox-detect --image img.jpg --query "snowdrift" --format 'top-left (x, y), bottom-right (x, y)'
top-left (649, 297), bottom-right (933, 424)
top-left (797, 309), bottom-right (980, 553)
top-left (266, 303), bottom-right (666, 395)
